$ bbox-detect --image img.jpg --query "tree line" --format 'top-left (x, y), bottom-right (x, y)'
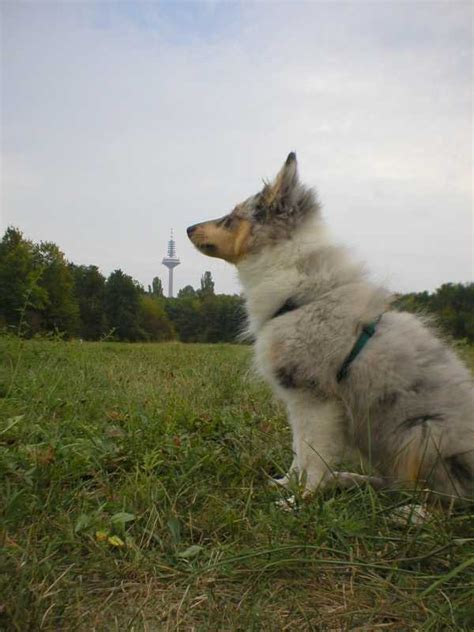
top-left (0, 227), bottom-right (473, 343)
top-left (0, 227), bottom-right (245, 342)
top-left (394, 285), bottom-right (474, 343)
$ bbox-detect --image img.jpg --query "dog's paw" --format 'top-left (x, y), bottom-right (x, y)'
top-left (275, 495), bottom-right (298, 512)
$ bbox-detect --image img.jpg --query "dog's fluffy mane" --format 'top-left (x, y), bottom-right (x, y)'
top-left (189, 153), bottom-right (474, 502)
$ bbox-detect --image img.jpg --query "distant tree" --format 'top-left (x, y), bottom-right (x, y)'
top-left (199, 271), bottom-right (215, 297)
top-left (105, 270), bottom-right (144, 341)
top-left (165, 297), bottom-right (202, 342)
top-left (200, 294), bottom-right (246, 342)
top-left (71, 264), bottom-right (106, 340)
top-left (431, 283), bottom-right (474, 341)
top-left (394, 291), bottom-right (431, 313)
top-left (177, 285), bottom-right (196, 298)
top-left (164, 292), bottom-right (246, 343)
top-left (139, 295), bottom-right (174, 341)
top-left (0, 227), bottom-right (47, 332)
top-left (395, 283), bottom-right (474, 343)
top-left (151, 276), bottom-right (164, 298)
top-left (35, 241), bottom-right (80, 336)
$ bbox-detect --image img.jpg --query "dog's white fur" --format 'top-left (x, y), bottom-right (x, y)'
top-left (238, 217), bottom-right (350, 489)
top-left (189, 154), bottom-right (474, 501)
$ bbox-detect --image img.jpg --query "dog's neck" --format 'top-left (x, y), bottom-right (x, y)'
top-left (236, 216), bottom-right (343, 335)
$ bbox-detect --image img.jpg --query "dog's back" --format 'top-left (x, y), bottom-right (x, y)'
top-left (341, 310), bottom-right (474, 501)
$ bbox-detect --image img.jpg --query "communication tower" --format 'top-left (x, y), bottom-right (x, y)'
top-left (162, 230), bottom-right (180, 298)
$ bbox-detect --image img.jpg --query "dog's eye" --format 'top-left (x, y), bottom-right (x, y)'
top-left (216, 215), bottom-right (234, 229)
top-left (222, 216), bottom-right (235, 229)
top-left (254, 204), bottom-right (267, 222)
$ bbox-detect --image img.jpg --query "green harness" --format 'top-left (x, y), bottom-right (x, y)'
top-left (336, 316), bottom-right (382, 382)
top-left (271, 299), bottom-right (382, 383)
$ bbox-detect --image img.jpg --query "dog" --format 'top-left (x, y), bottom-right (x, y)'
top-left (187, 153), bottom-right (474, 503)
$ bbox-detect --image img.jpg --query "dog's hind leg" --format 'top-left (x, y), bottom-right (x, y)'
top-left (329, 471), bottom-right (386, 489)
top-left (391, 422), bottom-right (474, 503)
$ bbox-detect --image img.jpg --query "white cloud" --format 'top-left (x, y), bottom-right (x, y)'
top-left (1, 1), bottom-right (472, 294)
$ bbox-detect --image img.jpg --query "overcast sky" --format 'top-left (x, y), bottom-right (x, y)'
top-left (2, 1), bottom-right (472, 295)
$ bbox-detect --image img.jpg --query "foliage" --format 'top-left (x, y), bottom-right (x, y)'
top-left (104, 270), bottom-right (144, 342)
top-left (70, 264), bottom-right (107, 340)
top-left (164, 291), bottom-right (245, 343)
top-left (34, 241), bottom-right (80, 336)
top-left (0, 338), bottom-right (473, 630)
top-left (200, 293), bottom-right (246, 342)
top-left (0, 227), bottom-right (47, 332)
top-left (139, 295), bottom-right (174, 341)
top-left (177, 284), bottom-right (196, 298)
top-left (395, 283), bottom-right (474, 342)
top-left (151, 276), bottom-right (164, 298)
top-left (165, 272), bottom-right (245, 343)
top-left (199, 270), bottom-right (215, 297)
top-left (164, 296), bottom-right (203, 342)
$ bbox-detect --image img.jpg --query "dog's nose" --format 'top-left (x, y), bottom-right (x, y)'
top-left (187, 224), bottom-right (197, 237)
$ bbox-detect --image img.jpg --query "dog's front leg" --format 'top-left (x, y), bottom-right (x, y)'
top-left (269, 456), bottom-right (298, 488)
top-left (285, 394), bottom-right (346, 493)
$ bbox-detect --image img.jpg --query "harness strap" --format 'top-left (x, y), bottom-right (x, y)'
top-left (336, 315), bottom-right (382, 382)
top-left (271, 297), bottom-right (383, 383)
top-left (271, 298), bottom-right (299, 319)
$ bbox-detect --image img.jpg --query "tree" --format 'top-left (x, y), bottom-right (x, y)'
top-left (165, 297), bottom-right (203, 342)
top-left (151, 276), bottom-right (164, 298)
top-left (35, 241), bottom-right (80, 337)
top-left (177, 285), bottom-right (196, 298)
top-left (104, 270), bottom-right (144, 341)
top-left (395, 283), bottom-right (474, 343)
top-left (200, 294), bottom-right (246, 342)
top-left (71, 264), bottom-right (106, 340)
top-left (0, 227), bottom-right (47, 332)
top-left (199, 271), bottom-right (215, 297)
top-left (431, 283), bottom-right (474, 341)
top-left (139, 295), bottom-right (174, 341)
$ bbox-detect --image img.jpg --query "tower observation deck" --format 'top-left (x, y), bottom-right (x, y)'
top-left (162, 230), bottom-right (180, 298)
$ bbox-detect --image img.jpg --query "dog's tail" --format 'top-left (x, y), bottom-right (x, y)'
top-left (393, 424), bottom-right (474, 503)
top-left (436, 449), bottom-right (474, 501)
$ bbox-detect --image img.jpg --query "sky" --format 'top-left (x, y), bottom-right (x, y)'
top-left (1, 0), bottom-right (472, 296)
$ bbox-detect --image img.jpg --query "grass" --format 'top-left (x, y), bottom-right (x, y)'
top-left (1, 337), bottom-right (473, 631)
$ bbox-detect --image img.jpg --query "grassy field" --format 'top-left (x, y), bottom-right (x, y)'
top-left (1, 337), bottom-right (473, 631)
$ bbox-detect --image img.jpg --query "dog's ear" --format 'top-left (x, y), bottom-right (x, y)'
top-left (262, 152), bottom-right (299, 207)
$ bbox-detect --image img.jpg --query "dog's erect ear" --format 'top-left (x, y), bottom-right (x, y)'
top-left (263, 152), bottom-right (299, 207)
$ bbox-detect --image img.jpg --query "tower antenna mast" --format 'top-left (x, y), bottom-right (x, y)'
top-left (162, 230), bottom-right (180, 298)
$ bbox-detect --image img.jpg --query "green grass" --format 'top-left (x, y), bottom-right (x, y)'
top-left (1, 337), bottom-right (473, 631)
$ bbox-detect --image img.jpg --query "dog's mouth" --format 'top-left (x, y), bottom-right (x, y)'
top-left (187, 225), bottom-right (219, 256)
top-left (188, 235), bottom-right (218, 257)
top-left (198, 243), bottom-right (217, 255)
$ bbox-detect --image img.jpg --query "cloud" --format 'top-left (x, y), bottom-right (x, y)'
top-left (2, 1), bottom-right (472, 294)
